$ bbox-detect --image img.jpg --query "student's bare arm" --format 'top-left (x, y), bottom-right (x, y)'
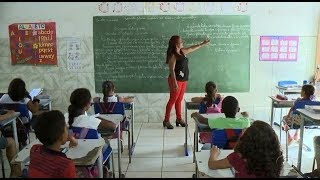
top-left (119, 96), bottom-right (134, 103)
top-left (0, 110), bottom-right (15, 121)
top-left (181, 39), bottom-right (210, 55)
top-left (191, 112), bottom-right (208, 125)
top-left (208, 146), bottom-right (232, 170)
top-left (27, 100), bottom-right (39, 113)
top-left (191, 97), bottom-right (204, 103)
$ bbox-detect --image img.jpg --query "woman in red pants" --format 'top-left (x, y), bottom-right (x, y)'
top-left (163, 35), bottom-right (210, 129)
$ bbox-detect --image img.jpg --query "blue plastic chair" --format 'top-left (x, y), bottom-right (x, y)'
top-left (0, 103), bottom-right (31, 146)
top-left (93, 102), bottom-right (131, 163)
top-left (70, 127), bottom-right (115, 178)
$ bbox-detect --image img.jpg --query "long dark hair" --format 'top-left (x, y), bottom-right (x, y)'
top-left (102, 80), bottom-right (115, 102)
top-left (8, 78), bottom-right (30, 101)
top-left (234, 120), bottom-right (284, 177)
top-left (203, 81), bottom-right (217, 107)
top-left (166, 35), bottom-right (181, 64)
top-left (68, 88), bottom-right (91, 127)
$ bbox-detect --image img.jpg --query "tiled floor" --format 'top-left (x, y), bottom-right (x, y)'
top-left (0, 121), bottom-right (318, 178)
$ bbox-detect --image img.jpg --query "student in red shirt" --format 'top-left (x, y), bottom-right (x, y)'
top-left (208, 120), bottom-right (284, 178)
top-left (29, 110), bottom-right (77, 178)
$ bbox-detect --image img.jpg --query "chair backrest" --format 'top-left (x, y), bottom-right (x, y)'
top-left (0, 103), bottom-right (30, 123)
top-left (211, 129), bottom-right (243, 149)
top-left (293, 100), bottom-right (320, 114)
top-left (199, 97), bottom-right (223, 114)
top-left (69, 126), bottom-right (112, 174)
top-left (69, 127), bottom-right (99, 139)
top-left (93, 102), bottom-right (125, 115)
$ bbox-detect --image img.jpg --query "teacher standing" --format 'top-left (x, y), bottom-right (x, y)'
top-left (163, 35), bottom-right (210, 129)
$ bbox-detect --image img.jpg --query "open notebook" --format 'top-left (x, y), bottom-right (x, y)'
top-left (29, 88), bottom-right (43, 100)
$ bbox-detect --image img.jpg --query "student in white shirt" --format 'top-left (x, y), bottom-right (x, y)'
top-left (67, 88), bottom-right (116, 131)
top-left (0, 78), bottom-right (40, 123)
top-left (101, 80), bottom-right (134, 103)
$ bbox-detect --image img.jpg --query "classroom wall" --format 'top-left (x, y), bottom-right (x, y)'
top-left (0, 2), bottom-right (320, 123)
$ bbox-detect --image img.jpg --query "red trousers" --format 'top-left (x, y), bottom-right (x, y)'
top-left (164, 77), bottom-right (187, 122)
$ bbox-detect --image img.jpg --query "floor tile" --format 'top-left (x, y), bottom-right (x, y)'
top-left (126, 171), bottom-right (161, 178)
top-left (162, 157), bottom-right (194, 172)
top-left (127, 158), bottom-right (162, 172)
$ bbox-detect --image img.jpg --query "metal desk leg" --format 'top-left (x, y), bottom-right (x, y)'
top-left (193, 122), bottom-right (198, 163)
top-left (12, 118), bottom-right (19, 151)
top-left (131, 103), bottom-right (135, 156)
top-left (297, 116), bottom-right (305, 171)
top-left (97, 151), bottom-right (103, 178)
top-left (117, 125), bottom-right (123, 178)
top-left (270, 101), bottom-right (275, 127)
top-left (185, 101), bottom-right (189, 156)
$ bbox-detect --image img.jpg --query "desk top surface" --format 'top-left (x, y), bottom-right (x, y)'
top-left (276, 86), bottom-right (302, 91)
top-left (0, 112), bottom-right (20, 126)
top-left (297, 109), bottom-right (320, 120)
top-left (13, 138), bottom-right (105, 164)
top-left (195, 150), bottom-right (302, 178)
top-left (96, 114), bottom-right (124, 124)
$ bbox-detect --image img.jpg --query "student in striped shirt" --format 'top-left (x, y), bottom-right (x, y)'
top-left (29, 110), bottom-right (76, 178)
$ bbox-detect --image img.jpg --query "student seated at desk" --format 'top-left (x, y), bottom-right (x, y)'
top-left (0, 78), bottom-right (41, 147)
top-left (208, 120), bottom-right (284, 178)
top-left (191, 96), bottom-right (250, 130)
top-left (29, 110), bottom-right (77, 178)
top-left (283, 84), bottom-right (316, 145)
top-left (0, 110), bottom-right (21, 177)
top-left (66, 88), bottom-right (117, 131)
top-left (93, 80), bottom-right (134, 103)
top-left (0, 78), bottom-right (40, 122)
top-left (191, 81), bottom-right (222, 113)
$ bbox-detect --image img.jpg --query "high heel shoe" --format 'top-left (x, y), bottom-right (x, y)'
top-left (176, 120), bottom-right (186, 127)
top-left (163, 121), bottom-right (174, 129)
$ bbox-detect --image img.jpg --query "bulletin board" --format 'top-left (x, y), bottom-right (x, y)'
top-left (259, 36), bottom-right (299, 61)
top-left (8, 22), bottom-right (57, 65)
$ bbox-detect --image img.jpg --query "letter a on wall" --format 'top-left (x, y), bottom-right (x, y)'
top-left (8, 22), bottom-right (57, 65)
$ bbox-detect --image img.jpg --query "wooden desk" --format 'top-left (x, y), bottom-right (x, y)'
top-left (195, 150), bottom-right (303, 178)
top-left (296, 109), bottom-right (320, 171)
top-left (12, 138), bottom-right (105, 178)
top-left (184, 98), bottom-right (201, 156)
top-left (0, 112), bottom-right (20, 150)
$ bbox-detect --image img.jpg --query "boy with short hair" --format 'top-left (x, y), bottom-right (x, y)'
top-left (191, 96), bottom-right (251, 129)
top-left (29, 110), bottom-right (76, 178)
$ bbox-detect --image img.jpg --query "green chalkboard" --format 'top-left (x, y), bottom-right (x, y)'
top-left (93, 15), bottom-right (250, 93)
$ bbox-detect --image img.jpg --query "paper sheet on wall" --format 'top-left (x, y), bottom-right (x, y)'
top-left (67, 38), bottom-right (82, 71)
top-left (143, 2), bottom-right (248, 15)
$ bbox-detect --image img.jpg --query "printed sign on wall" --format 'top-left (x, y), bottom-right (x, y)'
top-left (259, 36), bottom-right (299, 61)
top-left (67, 38), bottom-right (82, 71)
top-left (8, 22), bottom-right (57, 65)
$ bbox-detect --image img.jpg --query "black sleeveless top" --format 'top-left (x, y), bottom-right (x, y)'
top-left (170, 55), bottom-right (189, 81)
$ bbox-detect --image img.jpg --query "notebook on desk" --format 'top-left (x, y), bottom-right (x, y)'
top-left (305, 105), bottom-right (320, 113)
top-left (29, 88), bottom-right (43, 100)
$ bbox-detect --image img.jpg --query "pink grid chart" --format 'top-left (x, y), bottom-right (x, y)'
top-left (259, 36), bottom-right (299, 61)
